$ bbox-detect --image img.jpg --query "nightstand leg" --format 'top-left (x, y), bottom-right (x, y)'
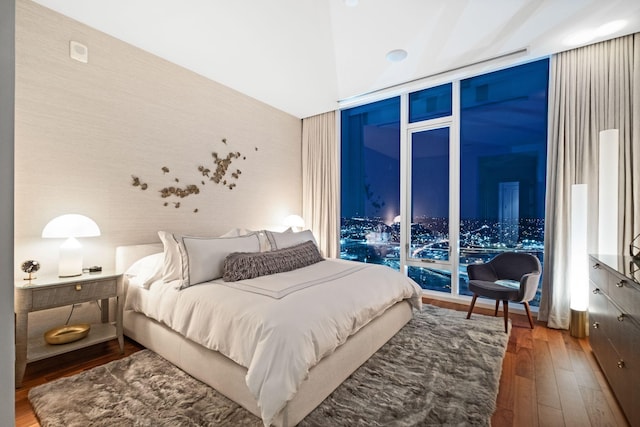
top-left (100, 298), bottom-right (109, 323)
top-left (116, 278), bottom-right (124, 353)
top-left (116, 299), bottom-right (123, 353)
top-left (15, 310), bottom-right (28, 388)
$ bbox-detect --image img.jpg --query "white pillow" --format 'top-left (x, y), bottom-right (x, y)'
top-left (178, 234), bottom-right (260, 288)
top-left (266, 229), bottom-right (317, 250)
top-left (252, 230), bottom-right (272, 252)
top-left (219, 228), bottom-right (250, 238)
top-left (158, 231), bottom-right (183, 283)
top-left (219, 228), bottom-right (275, 250)
top-left (227, 228), bottom-right (273, 251)
top-left (124, 252), bottom-right (164, 289)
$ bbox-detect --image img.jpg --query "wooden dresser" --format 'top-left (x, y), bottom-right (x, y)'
top-left (588, 254), bottom-right (640, 426)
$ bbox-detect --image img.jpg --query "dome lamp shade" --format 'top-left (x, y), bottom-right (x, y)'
top-left (42, 214), bottom-right (101, 277)
top-left (283, 214), bottom-right (305, 232)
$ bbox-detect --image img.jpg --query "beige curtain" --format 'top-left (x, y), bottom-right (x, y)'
top-left (627, 36), bottom-right (640, 255)
top-left (540, 33), bottom-right (640, 329)
top-left (302, 111), bottom-right (339, 258)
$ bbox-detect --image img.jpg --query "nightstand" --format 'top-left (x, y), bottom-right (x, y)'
top-left (14, 271), bottom-right (124, 387)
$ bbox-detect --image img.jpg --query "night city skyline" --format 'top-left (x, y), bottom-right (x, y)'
top-left (340, 59), bottom-right (549, 305)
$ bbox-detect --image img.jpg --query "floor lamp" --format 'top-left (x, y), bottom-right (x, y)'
top-left (570, 184), bottom-right (588, 338)
top-left (598, 129), bottom-right (619, 255)
top-left (571, 129), bottom-right (620, 338)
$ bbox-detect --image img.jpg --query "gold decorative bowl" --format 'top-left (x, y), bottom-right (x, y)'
top-left (44, 323), bottom-right (91, 345)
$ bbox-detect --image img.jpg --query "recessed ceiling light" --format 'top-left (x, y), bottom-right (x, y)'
top-left (386, 49), bottom-right (408, 62)
top-left (595, 20), bottom-right (627, 37)
top-left (563, 19), bottom-right (628, 47)
top-left (344, 0), bottom-right (359, 6)
top-left (563, 30), bottom-right (595, 46)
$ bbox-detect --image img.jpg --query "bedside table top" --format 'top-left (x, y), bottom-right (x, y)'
top-left (15, 270), bottom-right (121, 289)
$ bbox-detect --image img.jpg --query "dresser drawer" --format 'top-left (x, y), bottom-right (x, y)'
top-left (588, 311), bottom-right (609, 356)
top-left (608, 305), bottom-right (640, 365)
top-left (589, 260), bottom-right (609, 292)
top-left (607, 277), bottom-right (640, 318)
top-left (600, 339), bottom-right (639, 427)
top-left (31, 279), bottom-right (117, 310)
top-left (589, 281), bottom-right (610, 334)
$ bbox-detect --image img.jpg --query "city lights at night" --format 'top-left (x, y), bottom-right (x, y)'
top-left (340, 59), bottom-right (549, 306)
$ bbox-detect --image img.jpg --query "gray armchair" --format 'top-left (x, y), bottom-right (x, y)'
top-left (466, 252), bottom-right (541, 333)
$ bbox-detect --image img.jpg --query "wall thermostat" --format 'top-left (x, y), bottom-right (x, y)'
top-left (69, 40), bottom-right (88, 63)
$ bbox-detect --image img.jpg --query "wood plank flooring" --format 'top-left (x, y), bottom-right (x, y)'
top-left (15, 300), bottom-right (630, 426)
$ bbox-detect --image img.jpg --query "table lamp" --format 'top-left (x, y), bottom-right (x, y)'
top-left (283, 214), bottom-right (305, 232)
top-left (42, 214), bottom-right (101, 277)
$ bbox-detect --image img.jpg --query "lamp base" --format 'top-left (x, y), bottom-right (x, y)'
top-left (58, 272), bottom-right (83, 278)
top-left (58, 237), bottom-right (83, 277)
top-left (570, 309), bottom-right (588, 338)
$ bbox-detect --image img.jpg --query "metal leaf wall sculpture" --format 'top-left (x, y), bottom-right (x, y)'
top-left (130, 138), bottom-right (251, 213)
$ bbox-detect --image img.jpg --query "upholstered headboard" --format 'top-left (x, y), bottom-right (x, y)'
top-left (115, 242), bottom-right (163, 273)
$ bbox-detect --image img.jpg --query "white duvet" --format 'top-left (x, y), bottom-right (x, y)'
top-left (125, 258), bottom-right (422, 426)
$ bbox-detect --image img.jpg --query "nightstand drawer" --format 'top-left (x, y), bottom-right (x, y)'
top-left (31, 279), bottom-right (117, 310)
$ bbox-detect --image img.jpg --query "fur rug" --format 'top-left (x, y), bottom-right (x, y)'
top-left (29, 304), bottom-right (509, 426)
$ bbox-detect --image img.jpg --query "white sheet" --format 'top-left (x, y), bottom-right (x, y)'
top-left (125, 258), bottom-right (422, 426)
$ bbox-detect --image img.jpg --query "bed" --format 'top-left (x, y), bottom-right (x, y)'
top-left (116, 230), bottom-right (422, 426)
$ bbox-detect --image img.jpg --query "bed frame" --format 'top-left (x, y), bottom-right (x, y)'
top-left (116, 243), bottom-right (413, 426)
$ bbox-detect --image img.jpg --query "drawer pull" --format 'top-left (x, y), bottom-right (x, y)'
top-left (617, 314), bottom-right (625, 322)
top-left (617, 360), bottom-right (625, 369)
top-left (616, 281), bottom-right (624, 288)
top-left (75, 284), bottom-right (82, 291)
top-left (592, 288), bottom-right (600, 294)
top-left (592, 322), bottom-right (600, 329)
top-left (593, 263), bottom-right (601, 269)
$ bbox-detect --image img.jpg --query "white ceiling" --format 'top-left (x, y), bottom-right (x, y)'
top-left (30, 0), bottom-right (640, 118)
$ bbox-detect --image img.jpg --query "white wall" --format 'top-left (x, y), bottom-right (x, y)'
top-left (0, 0), bottom-right (16, 423)
top-left (14, 0), bottom-right (303, 278)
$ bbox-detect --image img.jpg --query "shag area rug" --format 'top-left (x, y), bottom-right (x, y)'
top-left (29, 304), bottom-right (509, 426)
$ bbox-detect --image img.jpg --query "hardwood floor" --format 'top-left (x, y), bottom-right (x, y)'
top-left (15, 300), bottom-right (630, 427)
top-left (424, 299), bottom-right (629, 427)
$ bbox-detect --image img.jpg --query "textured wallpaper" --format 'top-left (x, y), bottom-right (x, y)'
top-left (14, 0), bottom-right (302, 278)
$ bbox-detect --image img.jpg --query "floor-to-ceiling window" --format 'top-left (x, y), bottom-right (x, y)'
top-left (340, 97), bottom-right (401, 269)
top-left (340, 59), bottom-right (549, 307)
top-left (458, 60), bottom-right (549, 305)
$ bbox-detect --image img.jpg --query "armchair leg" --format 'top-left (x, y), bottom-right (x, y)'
top-left (494, 300), bottom-right (500, 317)
top-left (523, 301), bottom-right (535, 329)
top-left (502, 300), bottom-right (509, 333)
top-left (466, 294), bottom-right (478, 319)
